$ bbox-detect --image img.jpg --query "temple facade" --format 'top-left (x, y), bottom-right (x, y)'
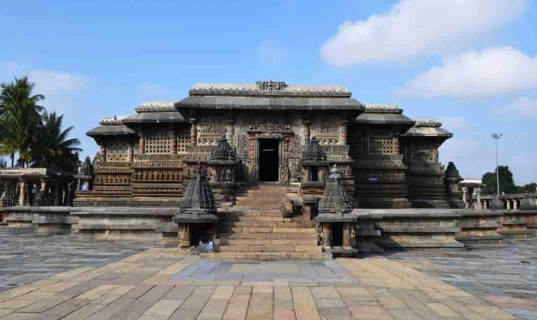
top-left (78, 81), bottom-right (456, 209)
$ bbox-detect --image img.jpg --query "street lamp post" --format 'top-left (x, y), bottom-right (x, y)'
top-left (490, 133), bottom-right (502, 196)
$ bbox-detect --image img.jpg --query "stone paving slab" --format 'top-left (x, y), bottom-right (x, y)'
top-left (385, 239), bottom-right (537, 319)
top-left (1, 227), bottom-right (536, 319)
top-left (0, 227), bottom-right (156, 292)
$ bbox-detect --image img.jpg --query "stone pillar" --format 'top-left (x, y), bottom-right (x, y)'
top-left (53, 180), bottom-right (60, 206)
top-left (506, 200), bottom-right (511, 210)
top-left (138, 131), bottom-right (145, 154)
top-left (462, 186), bottom-right (468, 207)
top-left (190, 121), bottom-right (197, 146)
top-left (303, 120), bottom-right (311, 145)
top-left (169, 126), bottom-right (177, 154)
top-left (127, 140), bottom-right (134, 162)
top-left (324, 224), bottom-right (331, 248)
top-left (343, 223), bottom-right (352, 248)
top-left (18, 179), bottom-right (26, 206)
top-left (339, 120), bottom-right (348, 145)
top-left (179, 223), bottom-right (190, 248)
top-left (98, 138), bottom-right (107, 162)
top-left (226, 120), bottom-right (235, 146)
top-left (513, 199), bottom-right (518, 210)
top-left (476, 187), bottom-right (482, 210)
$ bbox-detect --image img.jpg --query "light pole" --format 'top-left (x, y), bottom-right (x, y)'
top-left (490, 133), bottom-right (502, 196)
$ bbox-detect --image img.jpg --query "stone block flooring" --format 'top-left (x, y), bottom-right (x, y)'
top-left (0, 226), bottom-right (536, 319)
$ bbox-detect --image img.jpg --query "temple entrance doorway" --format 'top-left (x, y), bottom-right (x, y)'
top-left (259, 139), bottom-right (279, 181)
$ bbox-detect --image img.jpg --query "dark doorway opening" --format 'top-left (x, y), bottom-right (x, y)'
top-left (190, 224), bottom-right (201, 246)
top-left (311, 167), bottom-right (319, 182)
top-left (332, 223), bottom-right (343, 247)
top-left (259, 139), bottom-right (279, 181)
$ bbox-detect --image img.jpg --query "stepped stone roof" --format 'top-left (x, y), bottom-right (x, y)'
top-left (445, 162), bottom-right (462, 180)
top-left (177, 81), bottom-right (363, 111)
top-left (403, 119), bottom-right (452, 138)
top-left (356, 104), bottom-right (414, 126)
top-left (189, 82), bottom-right (350, 97)
top-left (87, 116), bottom-right (136, 137)
top-left (210, 133), bottom-right (236, 162)
top-left (178, 165), bottom-right (217, 214)
top-left (520, 192), bottom-right (537, 210)
top-left (302, 137), bottom-right (327, 163)
top-left (135, 101), bottom-right (177, 113)
top-left (122, 111), bottom-right (184, 124)
top-left (318, 166), bottom-right (354, 214)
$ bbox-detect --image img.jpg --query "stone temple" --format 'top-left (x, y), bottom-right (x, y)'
top-left (2, 80), bottom-right (536, 259)
top-left (82, 81), bottom-right (451, 209)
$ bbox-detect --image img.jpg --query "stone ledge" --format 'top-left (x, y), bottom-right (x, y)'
top-left (380, 226), bottom-right (461, 233)
top-left (502, 220), bottom-right (527, 226)
top-left (78, 223), bottom-right (156, 230)
top-left (458, 222), bottom-right (501, 229)
top-left (455, 235), bottom-right (503, 241)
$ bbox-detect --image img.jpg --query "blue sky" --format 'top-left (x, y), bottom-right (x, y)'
top-left (1, 0), bottom-right (536, 184)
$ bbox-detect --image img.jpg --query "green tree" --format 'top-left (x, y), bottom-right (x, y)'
top-left (0, 77), bottom-right (44, 167)
top-left (32, 111), bottom-right (82, 172)
top-left (482, 165), bottom-right (517, 195)
top-left (516, 183), bottom-right (537, 193)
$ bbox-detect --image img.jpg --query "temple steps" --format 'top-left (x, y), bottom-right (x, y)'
top-left (218, 232), bottom-right (318, 240)
top-left (214, 245), bottom-right (322, 253)
top-left (212, 198), bottom-right (323, 259)
top-left (234, 184), bottom-right (289, 210)
top-left (215, 238), bottom-right (318, 246)
top-left (206, 252), bottom-right (325, 260)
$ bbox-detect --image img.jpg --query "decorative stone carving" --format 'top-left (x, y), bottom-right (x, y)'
top-left (279, 165), bottom-right (289, 182)
top-left (256, 81), bottom-right (286, 91)
top-left (318, 165), bottom-right (354, 214)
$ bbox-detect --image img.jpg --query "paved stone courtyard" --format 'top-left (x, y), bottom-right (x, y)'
top-left (1, 227), bottom-right (536, 319)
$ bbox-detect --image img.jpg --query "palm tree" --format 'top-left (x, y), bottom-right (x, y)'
top-left (0, 77), bottom-right (44, 167)
top-left (33, 111), bottom-right (82, 171)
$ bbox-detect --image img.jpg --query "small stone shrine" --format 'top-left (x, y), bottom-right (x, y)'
top-left (316, 166), bottom-right (355, 252)
top-left (173, 164), bottom-right (218, 249)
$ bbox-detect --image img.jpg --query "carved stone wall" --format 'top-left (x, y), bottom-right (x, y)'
top-left (349, 125), bottom-right (411, 208)
top-left (145, 127), bottom-right (172, 154)
top-left (106, 137), bottom-right (130, 162)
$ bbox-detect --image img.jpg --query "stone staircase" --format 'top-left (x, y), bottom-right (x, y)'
top-left (234, 184), bottom-right (289, 210)
top-left (209, 184), bottom-right (325, 260)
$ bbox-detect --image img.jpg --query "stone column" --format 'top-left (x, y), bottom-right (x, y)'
top-left (476, 187), bottom-right (482, 210)
top-left (513, 199), bottom-right (518, 210)
top-left (138, 130), bottom-right (145, 154)
top-left (303, 120), bottom-right (311, 145)
top-left (97, 138), bottom-right (107, 162)
top-left (339, 120), bottom-right (348, 145)
top-left (324, 224), bottom-right (332, 248)
top-left (226, 120), bottom-right (235, 146)
top-left (18, 179), bottom-right (26, 206)
top-left (169, 126), bottom-right (177, 154)
top-left (127, 140), bottom-right (134, 162)
top-left (462, 186), bottom-right (468, 207)
top-left (53, 180), bottom-right (60, 206)
top-left (506, 200), bottom-right (511, 210)
top-left (189, 122), bottom-right (197, 146)
top-left (179, 223), bottom-right (190, 248)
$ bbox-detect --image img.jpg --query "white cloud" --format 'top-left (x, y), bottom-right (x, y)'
top-left (438, 116), bottom-right (467, 129)
top-left (257, 40), bottom-right (285, 64)
top-left (0, 61), bottom-right (88, 122)
top-left (321, 0), bottom-right (526, 67)
top-left (495, 97), bottom-right (537, 116)
top-left (397, 47), bottom-right (537, 98)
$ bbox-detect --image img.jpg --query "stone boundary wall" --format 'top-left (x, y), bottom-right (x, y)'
top-left (1, 206), bottom-right (536, 252)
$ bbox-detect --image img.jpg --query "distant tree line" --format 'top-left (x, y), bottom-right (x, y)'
top-left (481, 165), bottom-right (536, 195)
top-left (0, 77), bottom-right (82, 172)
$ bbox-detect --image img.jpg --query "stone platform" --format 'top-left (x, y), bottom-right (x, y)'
top-left (0, 227), bottom-right (535, 319)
